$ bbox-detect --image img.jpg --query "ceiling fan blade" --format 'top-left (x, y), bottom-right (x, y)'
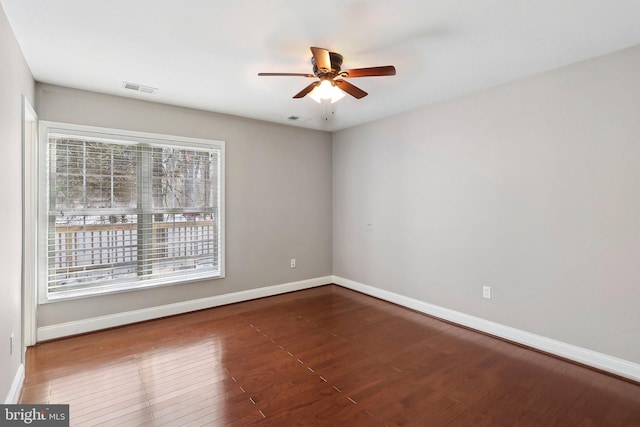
top-left (341, 66), bottom-right (396, 78)
top-left (310, 47), bottom-right (331, 72)
top-left (334, 79), bottom-right (368, 99)
top-left (293, 81), bottom-right (320, 98)
top-left (258, 72), bottom-right (315, 77)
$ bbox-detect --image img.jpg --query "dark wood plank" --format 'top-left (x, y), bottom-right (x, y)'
top-left (21, 285), bottom-right (640, 426)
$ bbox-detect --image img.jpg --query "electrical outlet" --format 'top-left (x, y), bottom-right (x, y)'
top-left (9, 333), bottom-right (14, 355)
top-left (483, 286), bottom-right (491, 299)
top-left (290, 259), bottom-right (296, 268)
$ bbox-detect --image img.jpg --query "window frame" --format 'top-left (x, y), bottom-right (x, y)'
top-left (37, 121), bottom-right (225, 303)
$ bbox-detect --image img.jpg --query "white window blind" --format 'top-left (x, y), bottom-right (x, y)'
top-left (40, 123), bottom-right (225, 301)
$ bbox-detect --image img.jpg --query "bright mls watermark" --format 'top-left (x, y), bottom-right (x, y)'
top-left (1, 405), bottom-right (69, 426)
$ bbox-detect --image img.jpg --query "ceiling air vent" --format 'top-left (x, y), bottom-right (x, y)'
top-left (286, 115), bottom-right (310, 122)
top-left (123, 81), bottom-right (157, 94)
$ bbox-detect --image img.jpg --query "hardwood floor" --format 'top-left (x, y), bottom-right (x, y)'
top-left (21, 285), bottom-right (640, 426)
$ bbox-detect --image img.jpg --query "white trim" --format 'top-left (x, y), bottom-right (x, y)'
top-left (37, 276), bottom-right (332, 342)
top-left (4, 364), bottom-right (25, 404)
top-left (39, 120), bottom-right (224, 148)
top-left (22, 95), bottom-right (38, 348)
top-left (332, 275), bottom-right (640, 383)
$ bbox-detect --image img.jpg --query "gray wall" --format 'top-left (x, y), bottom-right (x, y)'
top-left (36, 84), bottom-right (333, 327)
top-left (333, 45), bottom-right (640, 364)
top-left (0, 5), bottom-right (35, 400)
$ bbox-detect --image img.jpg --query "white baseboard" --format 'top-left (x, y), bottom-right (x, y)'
top-left (37, 276), bottom-right (332, 342)
top-left (4, 364), bottom-right (24, 404)
top-left (332, 275), bottom-right (640, 383)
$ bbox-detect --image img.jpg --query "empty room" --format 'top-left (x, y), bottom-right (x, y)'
top-left (1, 1), bottom-right (639, 425)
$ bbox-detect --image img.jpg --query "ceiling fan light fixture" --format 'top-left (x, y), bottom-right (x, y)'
top-left (308, 79), bottom-right (345, 103)
top-left (258, 46), bottom-right (394, 102)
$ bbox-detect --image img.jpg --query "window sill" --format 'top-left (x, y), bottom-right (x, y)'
top-left (41, 270), bottom-right (224, 304)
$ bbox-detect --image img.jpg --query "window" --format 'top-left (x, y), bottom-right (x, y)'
top-left (38, 122), bottom-right (225, 302)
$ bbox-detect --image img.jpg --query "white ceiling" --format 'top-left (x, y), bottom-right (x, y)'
top-left (3, 0), bottom-right (640, 132)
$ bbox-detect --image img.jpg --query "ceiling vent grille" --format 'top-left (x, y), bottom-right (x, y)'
top-left (123, 81), bottom-right (157, 94)
top-left (286, 115), bottom-right (310, 122)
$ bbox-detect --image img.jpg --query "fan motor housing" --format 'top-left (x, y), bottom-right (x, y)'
top-left (311, 52), bottom-right (343, 77)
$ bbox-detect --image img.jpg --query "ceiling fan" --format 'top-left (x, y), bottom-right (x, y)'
top-left (258, 47), bottom-right (396, 102)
